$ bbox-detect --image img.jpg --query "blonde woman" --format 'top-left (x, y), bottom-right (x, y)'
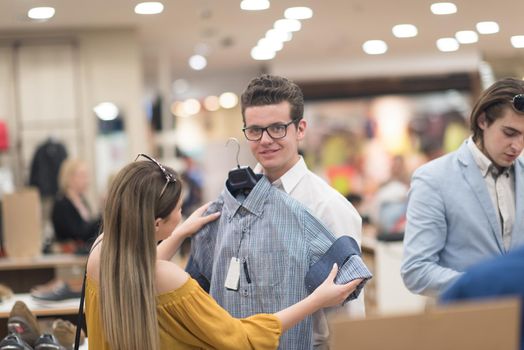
top-left (51, 159), bottom-right (100, 253)
top-left (85, 155), bottom-right (362, 350)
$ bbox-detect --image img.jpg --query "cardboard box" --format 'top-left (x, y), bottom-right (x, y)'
top-left (2, 188), bottom-right (42, 258)
top-left (330, 297), bottom-right (520, 350)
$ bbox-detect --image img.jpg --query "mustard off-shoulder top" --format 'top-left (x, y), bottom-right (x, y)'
top-left (85, 277), bottom-right (282, 349)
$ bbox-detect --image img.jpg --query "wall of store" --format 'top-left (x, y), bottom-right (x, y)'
top-left (0, 28), bottom-right (148, 208)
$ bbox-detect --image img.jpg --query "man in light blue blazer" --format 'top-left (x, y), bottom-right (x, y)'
top-left (401, 78), bottom-right (524, 296)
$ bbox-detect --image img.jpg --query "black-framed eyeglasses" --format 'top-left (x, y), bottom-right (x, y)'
top-left (512, 94), bottom-right (524, 112)
top-left (134, 153), bottom-right (177, 198)
top-left (242, 119), bottom-right (297, 141)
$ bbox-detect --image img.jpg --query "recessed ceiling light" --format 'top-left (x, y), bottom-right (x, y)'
top-left (183, 98), bottom-right (201, 116)
top-left (430, 2), bottom-right (457, 15)
top-left (204, 96), bottom-right (220, 111)
top-left (219, 92), bottom-right (239, 109)
top-left (274, 19), bottom-right (302, 32)
top-left (455, 30), bottom-right (478, 44)
top-left (511, 35), bottom-right (524, 48)
top-left (476, 21), bottom-right (499, 34)
top-left (93, 102), bottom-right (119, 121)
top-left (436, 38), bottom-right (459, 52)
top-left (188, 55), bottom-right (207, 70)
top-left (284, 7), bottom-right (313, 20)
top-left (362, 40), bottom-right (388, 55)
top-left (251, 46), bottom-right (276, 60)
top-left (240, 0), bottom-right (269, 11)
top-left (392, 24), bottom-right (418, 38)
top-left (265, 29), bottom-right (292, 43)
top-left (27, 7), bottom-right (55, 20)
top-left (258, 38), bottom-right (283, 52)
top-left (134, 2), bottom-right (164, 15)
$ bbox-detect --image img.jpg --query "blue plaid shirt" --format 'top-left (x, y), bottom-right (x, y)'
top-left (188, 176), bottom-right (372, 350)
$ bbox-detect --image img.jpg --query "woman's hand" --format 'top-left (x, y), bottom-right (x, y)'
top-left (175, 202), bottom-right (221, 239)
top-left (310, 263), bottom-right (363, 309)
top-left (157, 202), bottom-right (220, 261)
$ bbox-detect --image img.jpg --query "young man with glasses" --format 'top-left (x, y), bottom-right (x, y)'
top-left (401, 77), bottom-right (524, 297)
top-left (240, 74), bottom-right (363, 349)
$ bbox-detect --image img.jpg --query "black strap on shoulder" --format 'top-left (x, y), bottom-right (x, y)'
top-left (74, 270), bottom-right (87, 350)
top-left (74, 238), bottom-right (102, 350)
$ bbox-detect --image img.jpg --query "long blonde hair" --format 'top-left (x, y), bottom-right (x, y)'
top-left (99, 160), bottom-right (182, 350)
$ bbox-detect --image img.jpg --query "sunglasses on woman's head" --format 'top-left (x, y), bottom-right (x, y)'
top-left (512, 94), bottom-right (524, 112)
top-left (134, 153), bottom-right (177, 198)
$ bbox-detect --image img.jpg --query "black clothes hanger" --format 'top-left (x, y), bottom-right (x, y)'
top-left (225, 137), bottom-right (259, 196)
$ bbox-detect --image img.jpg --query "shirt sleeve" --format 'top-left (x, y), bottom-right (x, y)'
top-left (304, 211), bottom-right (372, 303)
top-left (401, 170), bottom-right (462, 296)
top-left (158, 278), bottom-right (282, 350)
top-left (187, 199), bottom-right (224, 291)
top-left (315, 192), bottom-right (362, 245)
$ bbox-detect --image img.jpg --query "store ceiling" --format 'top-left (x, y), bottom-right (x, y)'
top-left (0, 0), bottom-right (523, 83)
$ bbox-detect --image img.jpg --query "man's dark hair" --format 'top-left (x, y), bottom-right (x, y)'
top-left (240, 74), bottom-right (304, 125)
top-left (470, 77), bottom-right (524, 144)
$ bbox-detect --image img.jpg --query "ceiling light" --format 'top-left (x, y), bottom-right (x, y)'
top-left (436, 38), bottom-right (459, 52)
top-left (284, 7), bottom-right (313, 20)
top-left (266, 29), bottom-right (293, 42)
top-left (183, 98), bottom-right (201, 116)
top-left (392, 24), bottom-right (418, 38)
top-left (240, 0), bottom-right (269, 11)
top-left (171, 101), bottom-right (187, 117)
top-left (430, 2), bottom-right (457, 15)
top-left (455, 30), bottom-right (478, 44)
top-left (362, 40), bottom-right (388, 55)
top-left (219, 92), bottom-right (239, 109)
top-left (511, 35), bottom-right (524, 48)
top-left (134, 2), bottom-right (164, 15)
top-left (27, 7), bottom-right (55, 20)
top-left (188, 55), bottom-right (207, 70)
top-left (93, 102), bottom-right (119, 121)
top-left (274, 19), bottom-right (302, 32)
top-left (476, 21), bottom-right (499, 34)
top-left (250, 46), bottom-right (276, 60)
top-left (258, 38), bottom-right (283, 52)
top-left (204, 96), bottom-right (220, 111)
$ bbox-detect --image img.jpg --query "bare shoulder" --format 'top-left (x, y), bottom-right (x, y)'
top-left (86, 234), bottom-right (103, 280)
top-left (155, 260), bottom-right (190, 294)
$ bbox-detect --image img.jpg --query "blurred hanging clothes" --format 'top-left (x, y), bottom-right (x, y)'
top-left (29, 138), bottom-right (68, 198)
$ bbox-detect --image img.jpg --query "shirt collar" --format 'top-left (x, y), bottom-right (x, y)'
top-left (467, 136), bottom-right (514, 178)
top-left (253, 156), bottom-right (307, 194)
top-left (467, 136), bottom-right (495, 178)
top-left (222, 175), bottom-right (272, 218)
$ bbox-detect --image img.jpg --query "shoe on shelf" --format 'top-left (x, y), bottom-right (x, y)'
top-left (30, 279), bottom-right (62, 295)
top-left (7, 300), bottom-right (41, 347)
top-left (0, 332), bottom-right (33, 350)
top-left (31, 281), bottom-right (81, 301)
top-left (0, 283), bottom-right (13, 303)
top-left (34, 333), bottom-right (66, 350)
top-left (52, 319), bottom-right (85, 350)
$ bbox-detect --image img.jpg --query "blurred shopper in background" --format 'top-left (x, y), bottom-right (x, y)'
top-left (51, 159), bottom-right (100, 254)
top-left (371, 155), bottom-right (409, 235)
top-left (402, 77), bottom-right (524, 296)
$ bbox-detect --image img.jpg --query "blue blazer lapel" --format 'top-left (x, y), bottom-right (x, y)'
top-left (457, 142), bottom-right (504, 252)
top-left (511, 157), bottom-right (524, 248)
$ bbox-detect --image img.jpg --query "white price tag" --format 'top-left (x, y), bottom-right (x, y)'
top-left (225, 257), bottom-right (241, 291)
